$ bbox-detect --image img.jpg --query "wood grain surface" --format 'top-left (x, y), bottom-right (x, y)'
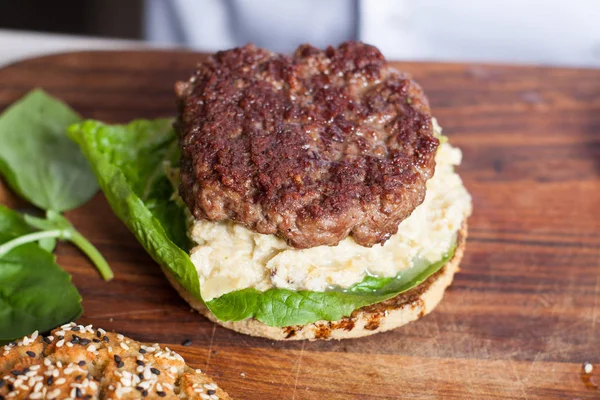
top-left (0, 51), bottom-right (599, 399)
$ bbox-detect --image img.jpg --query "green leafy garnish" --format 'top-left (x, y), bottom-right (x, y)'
top-left (0, 90), bottom-right (112, 280)
top-left (0, 206), bottom-right (83, 343)
top-left (0, 89), bottom-right (98, 212)
top-left (0, 90), bottom-right (112, 342)
top-left (70, 118), bottom-right (456, 327)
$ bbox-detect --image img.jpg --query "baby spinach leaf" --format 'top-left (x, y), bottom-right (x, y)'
top-left (0, 89), bottom-right (98, 212)
top-left (70, 117), bottom-right (458, 327)
top-left (0, 207), bottom-right (82, 343)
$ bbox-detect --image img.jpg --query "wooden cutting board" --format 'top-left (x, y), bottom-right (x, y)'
top-left (0, 51), bottom-right (599, 400)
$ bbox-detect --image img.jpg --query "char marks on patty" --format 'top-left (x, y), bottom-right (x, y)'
top-left (176, 41), bottom-right (438, 249)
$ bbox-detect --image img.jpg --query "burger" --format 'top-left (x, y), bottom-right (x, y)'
top-left (72, 41), bottom-right (472, 341)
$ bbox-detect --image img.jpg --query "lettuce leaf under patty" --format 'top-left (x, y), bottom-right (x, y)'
top-left (69, 119), bottom-right (455, 327)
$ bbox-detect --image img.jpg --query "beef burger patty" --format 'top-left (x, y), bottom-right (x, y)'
top-left (176, 41), bottom-right (438, 249)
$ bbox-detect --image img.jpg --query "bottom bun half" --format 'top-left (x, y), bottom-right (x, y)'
top-left (164, 222), bottom-right (468, 341)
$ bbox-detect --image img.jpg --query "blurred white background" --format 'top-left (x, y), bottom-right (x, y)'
top-left (0, 0), bottom-right (598, 67)
top-left (146, 0), bottom-right (600, 67)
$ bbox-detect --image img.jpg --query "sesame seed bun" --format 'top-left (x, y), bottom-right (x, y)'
top-left (0, 323), bottom-right (231, 399)
top-left (164, 222), bottom-right (467, 341)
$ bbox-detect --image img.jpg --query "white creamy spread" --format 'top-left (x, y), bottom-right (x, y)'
top-left (189, 122), bottom-right (472, 300)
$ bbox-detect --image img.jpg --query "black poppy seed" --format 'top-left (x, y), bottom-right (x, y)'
top-left (0, 379), bottom-right (4, 387)
top-left (43, 336), bottom-right (52, 344)
top-left (71, 337), bottom-right (80, 344)
top-left (7, 383), bottom-right (14, 391)
top-left (79, 339), bottom-right (91, 345)
top-left (157, 391), bottom-right (166, 397)
top-left (11, 370), bottom-right (21, 376)
top-left (72, 326), bottom-right (81, 331)
top-left (181, 339), bottom-right (192, 346)
top-left (150, 368), bottom-right (160, 375)
top-left (142, 390), bottom-right (148, 397)
top-left (135, 360), bottom-right (145, 366)
top-left (103, 336), bottom-right (109, 343)
top-left (75, 375), bottom-right (83, 381)
top-left (0, 395), bottom-right (5, 400)
top-left (138, 373), bottom-right (144, 380)
top-left (113, 355), bottom-right (121, 363)
top-left (76, 387), bottom-right (83, 397)
top-left (117, 361), bottom-right (124, 368)
top-left (78, 360), bottom-right (86, 366)
top-left (96, 331), bottom-right (102, 338)
top-left (207, 389), bottom-right (217, 395)
top-left (57, 335), bottom-right (64, 340)
top-left (136, 386), bottom-right (143, 391)
top-left (139, 348), bottom-right (146, 354)
top-left (92, 338), bottom-right (100, 343)
top-left (26, 351), bottom-right (35, 357)
top-left (84, 396), bottom-right (92, 400)
top-left (47, 376), bottom-right (54, 385)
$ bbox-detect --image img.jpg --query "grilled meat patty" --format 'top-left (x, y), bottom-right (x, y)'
top-left (176, 41), bottom-right (438, 249)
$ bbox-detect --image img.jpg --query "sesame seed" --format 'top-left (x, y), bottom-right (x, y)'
top-left (67, 342), bottom-right (74, 348)
top-left (87, 345), bottom-right (97, 352)
top-left (47, 388), bottom-right (61, 399)
top-left (64, 367), bottom-right (74, 375)
top-left (156, 383), bottom-right (163, 392)
top-left (200, 394), bottom-right (211, 400)
top-left (34, 381), bottom-right (43, 392)
top-left (117, 334), bottom-right (124, 340)
top-left (584, 362), bottom-right (593, 374)
top-left (56, 339), bottom-right (65, 348)
top-left (157, 391), bottom-right (166, 397)
top-left (55, 378), bottom-right (66, 385)
top-left (31, 331), bottom-right (39, 339)
top-left (150, 368), bottom-right (160, 375)
top-left (29, 393), bottom-right (43, 399)
top-left (26, 351), bottom-right (36, 357)
top-left (98, 328), bottom-right (106, 335)
top-left (195, 369), bottom-right (202, 374)
top-left (120, 342), bottom-right (129, 350)
top-left (181, 339), bottom-right (193, 346)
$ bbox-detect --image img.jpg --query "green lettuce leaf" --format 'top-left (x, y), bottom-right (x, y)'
top-left (0, 206), bottom-right (82, 343)
top-left (0, 90), bottom-right (98, 212)
top-left (69, 119), bottom-right (455, 327)
top-left (68, 119), bottom-right (199, 299)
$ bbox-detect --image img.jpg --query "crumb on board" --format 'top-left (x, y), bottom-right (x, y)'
top-left (584, 363), bottom-right (593, 374)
